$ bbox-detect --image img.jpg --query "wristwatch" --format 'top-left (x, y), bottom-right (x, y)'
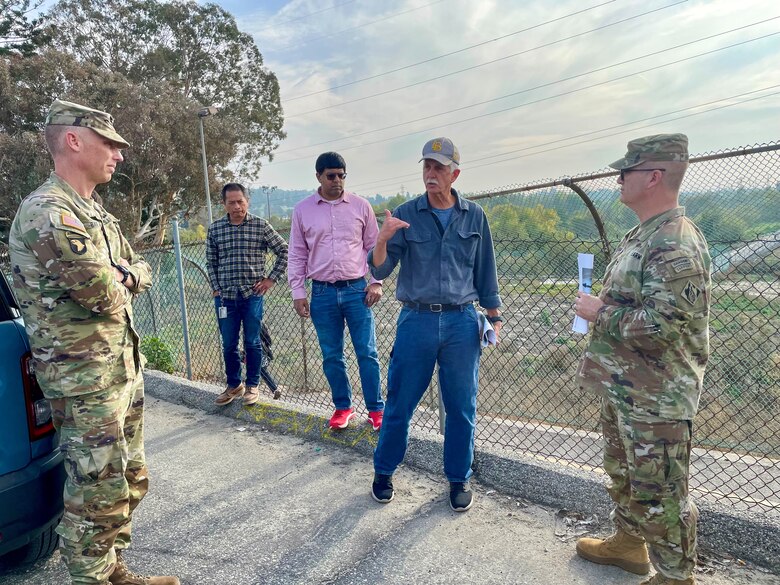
top-left (487, 315), bottom-right (504, 324)
top-left (115, 263), bottom-right (131, 284)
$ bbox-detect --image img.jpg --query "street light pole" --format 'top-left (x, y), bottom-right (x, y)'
top-left (263, 185), bottom-right (277, 221)
top-left (197, 106), bottom-right (219, 225)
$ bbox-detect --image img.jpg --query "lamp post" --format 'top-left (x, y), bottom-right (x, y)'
top-left (197, 106), bottom-right (219, 225)
top-left (262, 184), bottom-right (277, 221)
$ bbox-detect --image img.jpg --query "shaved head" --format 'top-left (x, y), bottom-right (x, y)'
top-left (44, 124), bottom-right (71, 157)
top-left (661, 161), bottom-right (688, 192)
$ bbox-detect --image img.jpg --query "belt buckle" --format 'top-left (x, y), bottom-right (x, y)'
top-left (430, 303), bottom-right (443, 312)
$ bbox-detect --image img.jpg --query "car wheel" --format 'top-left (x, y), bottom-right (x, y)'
top-left (1, 521), bottom-right (59, 567)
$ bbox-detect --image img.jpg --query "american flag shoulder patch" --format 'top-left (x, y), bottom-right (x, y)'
top-left (61, 213), bottom-right (86, 232)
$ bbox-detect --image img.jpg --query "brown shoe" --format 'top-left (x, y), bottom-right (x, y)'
top-left (576, 529), bottom-right (650, 575)
top-left (243, 385), bottom-right (260, 405)
top-left (641, 575), bottom-right (695, 585)
top-left (109, 551), bottom-right (180, 585)
top-left (214, 383), bottom-right (245, 406)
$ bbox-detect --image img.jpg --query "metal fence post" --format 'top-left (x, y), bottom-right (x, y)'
top-left (172, 219), bottom-right (193, 380)
top-left (145, 291), bottom-right (158, 336)
top-left (300, 317), bottom-right (309, 391)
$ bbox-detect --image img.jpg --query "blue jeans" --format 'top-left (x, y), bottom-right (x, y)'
top-left (215, 294), bottom-right (264, 388)
top-left (374, 305), bottom-right (480, 483)
top-left (310, 280), bottom-right (383, 412)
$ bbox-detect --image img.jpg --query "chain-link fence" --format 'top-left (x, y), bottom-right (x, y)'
top-left (3, 142), bottom-right (779, 517)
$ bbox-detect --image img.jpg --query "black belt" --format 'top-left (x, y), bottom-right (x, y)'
top-left (313, 277), bottom-right (364, 288)
top-left (403, 302), bottom-right (471, 312)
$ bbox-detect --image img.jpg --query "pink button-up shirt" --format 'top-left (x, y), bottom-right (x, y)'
top-left (288, 190), bottom-right (381, 300)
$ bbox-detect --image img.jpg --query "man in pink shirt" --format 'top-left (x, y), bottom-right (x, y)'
top-left (288, 152), bottom-right (385, 430)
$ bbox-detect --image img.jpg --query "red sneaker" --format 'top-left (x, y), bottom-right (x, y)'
top-left (329, 408), bottom-right (355, 429)
top-left (367, 411), bottom-right (383, 431)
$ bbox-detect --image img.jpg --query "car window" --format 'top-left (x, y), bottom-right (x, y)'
top-left (0, 271), bottom-right (21, 322)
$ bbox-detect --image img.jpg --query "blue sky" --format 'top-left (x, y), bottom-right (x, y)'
top-left (36, 0), bottom-right (776, 196)
top-left (221, 0), bottom-right (778, 197)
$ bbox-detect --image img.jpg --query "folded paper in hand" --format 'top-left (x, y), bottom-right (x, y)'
top-left (478, 311), bottom-right (498, 348)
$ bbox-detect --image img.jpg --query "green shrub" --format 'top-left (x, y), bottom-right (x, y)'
top-left (140, 336), bottom-right (175, 374)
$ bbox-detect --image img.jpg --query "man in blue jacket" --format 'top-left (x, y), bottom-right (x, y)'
top-left (368, 137), bottom-right (503, 512)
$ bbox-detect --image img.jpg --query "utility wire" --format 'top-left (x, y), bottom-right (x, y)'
top-left (284, 0), bottom-right (618, 102)
top-left (274, 17), bottom-right (780, 155)
top-left (285, 0), bottom-right (688, 118)
top-left (345, 87), bottom-right (780, 193)
top-left (270, 31), bottom-right (780, 166)
top-left (254, 0), bottom-right (359, 32)
top-left (269, 0), bottom-right (447, 53)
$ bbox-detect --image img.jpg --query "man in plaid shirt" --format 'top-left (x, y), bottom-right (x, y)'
top-left (207, 183), bottom-right (288, 406)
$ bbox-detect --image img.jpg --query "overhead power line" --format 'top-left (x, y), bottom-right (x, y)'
top-left (254, 0), bottom-right (359, 32)
top-left (273, 17), bottom-right (780, 156)
top-left (285, 0), bottom-right (688, 118)
top-left (345, 87), bottom-right (780, 194)
top-left (283, 0), bottom-right (618, 102)
top-left (270, 31), bottom-right (780, 167)
top-left (269, 0), bottom-right (447, 53)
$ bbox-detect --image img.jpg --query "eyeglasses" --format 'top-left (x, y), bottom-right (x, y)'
top-left (619, 168), bottom-right (666, 181)
top-left (325, 172), bottom-right (347, 181)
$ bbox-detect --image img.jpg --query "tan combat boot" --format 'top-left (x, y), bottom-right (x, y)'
top-left (640, 574), bottom-right (695, 585)
top-left (109, 551), bottom-right (181, 585)
top-left (575, 530), bottom-right (650, 575)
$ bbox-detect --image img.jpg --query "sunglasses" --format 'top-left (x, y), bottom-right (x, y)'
top-left (619, 168), bottom-right (666, 181)
top-left (325, 172), bottom-right (347, 181)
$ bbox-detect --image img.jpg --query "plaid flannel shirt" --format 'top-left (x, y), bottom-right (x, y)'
top-left (206, 213), bottom-right (288, 300)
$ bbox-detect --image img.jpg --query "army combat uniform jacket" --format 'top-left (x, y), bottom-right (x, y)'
top-left (9, 173), bottom-right (152, 399)
top-left (577, 207), bottom-right (711, 421)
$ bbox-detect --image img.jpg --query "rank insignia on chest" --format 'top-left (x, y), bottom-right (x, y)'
top-left (682, 280), bottom-right (701, 305)
top-left (630, 252), bottom-right (642, 260)
top-left (69, 235), bottom-right (88, 255)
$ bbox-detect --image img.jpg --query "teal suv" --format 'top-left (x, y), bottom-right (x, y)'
top-left (0, 270), bottom-right (65, 566)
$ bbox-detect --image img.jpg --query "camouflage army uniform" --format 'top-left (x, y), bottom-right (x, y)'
top-left (9, 170), bottom-right (152, 584)
top-left (577, 204), bottom-right (711, 579)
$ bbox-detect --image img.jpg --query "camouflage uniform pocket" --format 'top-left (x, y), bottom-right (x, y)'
top-left (630, 420), bottom-right (691, 488)
top-left (66, 441), bottom-right (128, 487)
top-left (55, 511), bottom-right (90, 544)
top-left (51, 223), bottom-right (97, 262)
top-left (656, 251), bottom-right (707, 311)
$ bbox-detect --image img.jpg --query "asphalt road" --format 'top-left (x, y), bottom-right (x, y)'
top-left (2, 398), bottom-right (777, 585)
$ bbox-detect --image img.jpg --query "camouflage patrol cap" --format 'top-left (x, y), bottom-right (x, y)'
top-left (46, 99), bottom-right (130, 148)
top-left (420, 137), bottom-right (460, 167)
top-left (609, 133), bottom-right (688, 170)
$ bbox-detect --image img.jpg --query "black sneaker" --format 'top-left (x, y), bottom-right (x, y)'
top-left (372, 473), bottom-right (394, 503)
top-left (449, 481), bottom-right (474, 512)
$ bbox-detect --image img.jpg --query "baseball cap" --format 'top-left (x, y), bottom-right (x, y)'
top-left (46, 99), bottom-right (130, 148)
top-left (419, 137), bottom-right (460, 167)
top-left (609, 133), bottom-right (688, 170)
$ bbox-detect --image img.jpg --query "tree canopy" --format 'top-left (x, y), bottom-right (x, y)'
top-left (1, 0), bottom-right (285, 245)
top-left (0, 0), bottom-right (53, 56)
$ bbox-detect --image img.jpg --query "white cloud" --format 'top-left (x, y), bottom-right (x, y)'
top-left (225, 0), bottom-right (780, 195)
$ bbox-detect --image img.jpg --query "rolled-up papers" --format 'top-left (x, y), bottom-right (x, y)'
top-left (572, 253), bottom-right (594, 334)
top-left (478, 311), bottom-right (498, 348)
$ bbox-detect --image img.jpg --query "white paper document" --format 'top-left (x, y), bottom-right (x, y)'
top-left (478, 311), bottom-right (498, 348)
top-left (572, 253), bottom-right (594, 334)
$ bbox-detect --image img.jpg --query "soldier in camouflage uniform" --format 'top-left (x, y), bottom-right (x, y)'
top-left (573, 134), bottom-right (711, 585)
top-left (8, 100), bottom-right (179, 585)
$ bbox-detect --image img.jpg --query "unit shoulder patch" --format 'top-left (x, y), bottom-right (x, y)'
top-left (68, 235), bottom-right (88, 255)
top-left (681, 280), bottom-right (702, 305)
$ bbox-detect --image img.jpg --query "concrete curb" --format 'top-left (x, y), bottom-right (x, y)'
top-left (144, 371), bottom-right (779, 572)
